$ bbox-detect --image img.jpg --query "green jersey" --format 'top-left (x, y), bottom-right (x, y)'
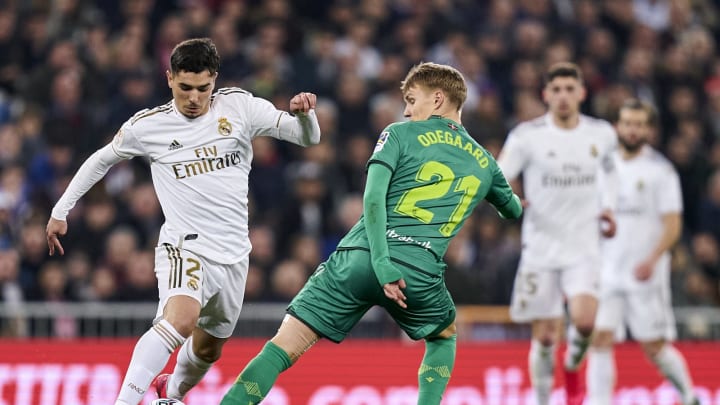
top-left (337, 116), bottom-right (515, 272)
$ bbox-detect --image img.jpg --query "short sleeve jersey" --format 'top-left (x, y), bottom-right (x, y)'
top-left (498, 113), bottom-right (617, 269)
top-left (338, 116), bottom-right (515, 273)
top-left (601, 146), bottom-right (682, 291)
top-left (112, 88), bottom-right (293, 264)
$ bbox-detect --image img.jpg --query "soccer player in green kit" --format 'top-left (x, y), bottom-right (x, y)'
top-left (220, 62), bottom-right (523, 405)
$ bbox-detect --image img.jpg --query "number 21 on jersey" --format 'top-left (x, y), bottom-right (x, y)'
top-left (394, 160), bottom-right (481, 236)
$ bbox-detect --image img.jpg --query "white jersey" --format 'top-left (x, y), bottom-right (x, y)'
top-left (498, 113), bottom-right (618, 269)
top-left (52, 87), bottom-right (320, 264)
top-left (601, 145), bottom-right (682, 291)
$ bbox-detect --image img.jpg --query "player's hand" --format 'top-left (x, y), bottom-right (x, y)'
top-left (383, 279), bottom-right (407, 309)
top-left (289, 92), bottom-right (317, 115)
top-left (599, 209), bottom-right (616, 238)
top-left (634, 259), bottom-right (654, 281)
top-left (46, 217), bottom-right (67, 256)
top-left (521, 198), bottom-right (530, 208)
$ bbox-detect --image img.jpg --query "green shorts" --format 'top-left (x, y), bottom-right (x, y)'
top-left (287, 248), bottom-right (456, 342)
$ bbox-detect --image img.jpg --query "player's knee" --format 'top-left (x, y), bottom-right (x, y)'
top-left (591, 330), bottom-right (614, 349)
top-left (166, 317), bottom-right (198, 338)
top-left (574, 321), bottom-right (594, 338)
top-left (434, 323), bottom-right (457, 339)
top-left (641, 340), bottom-right (665, 360)
top-left (536, 335), bottom-right (556, 347)
top-left (194, 344), bottom-right (222, 363)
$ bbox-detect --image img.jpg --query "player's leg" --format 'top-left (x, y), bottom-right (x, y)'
top-left (529, 318), bottom-right (563, 405)
top-left (164, 256), bottom-right (249, 400)
top-left (562, 261), bottom-right (600, 405)
top-left (162, 330), bottom-right (227, 399)
top-left (221, 315), bottom-right (319, 404)
top-left (627, 288), bottom-right (697, 405)
top-left (587, 331), bottom-right (615, 405)
top-left (222, 249), bottom-right (373, 404)
top-left (510, 268), bottom-right (565, 405)
top-left (640, 340), bottom-right (697, 405)
top-left (587, 292), bottom-right (623, 405)
top-left (116, 295), bottom-right (199, 405)
top-left (418, 323), bottom-right (457, 404)
top-left (116, 245), bottom-right (203, 405)
top-left (380, 254), bottom-right (457, 405)
top-left (565, 293), bottom-right (597, 369)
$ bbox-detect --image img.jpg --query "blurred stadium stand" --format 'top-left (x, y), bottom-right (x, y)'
top-left (0, 1), bottom-right (719, 341)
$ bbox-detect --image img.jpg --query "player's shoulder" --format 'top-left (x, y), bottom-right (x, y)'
top-left (581, 115), bottom-right (615, 134)
top-left (213, 87), bottom-right (253, 100)
top-left (509, 115), bottom-right (548, 137)
top-left (383, 120), bottom-right (414, 135)
top-left (644, 147), bottom-right (676, 172)
top-left (128, 100), bottom-right (174, 127)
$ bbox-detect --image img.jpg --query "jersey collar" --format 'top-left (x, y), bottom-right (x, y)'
top-left (429, 115), bottom-right (463, 130)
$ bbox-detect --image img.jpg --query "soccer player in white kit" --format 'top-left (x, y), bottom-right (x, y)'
top-left (45, 38), bottom-right (321, 405)
top-left (498, 62), bottom-right (618, 405)
top-left (587, 99), bottom-right (698, 405)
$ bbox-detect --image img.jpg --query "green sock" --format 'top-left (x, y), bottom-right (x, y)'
top-left (220, 341), bottom-right (292, 405)
top-left (417, 334), bottom-right (456, 405)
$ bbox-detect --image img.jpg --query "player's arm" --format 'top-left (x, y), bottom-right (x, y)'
top-left (364, 163), bottom-right (407, 308)
top-left (496, 129), bottom-right (527, 184)
top-left (497, 128), bottom-right (529, 205)
top-left (636, 166), bottom-right (684, 280)
top-left (486, 159), bottom-right (523, 219)
top-left (47, 138), bottom-right (131, 255)
top-left (250, 92), bottom-right (321, 146)
top-left (597, 132), bottom-right (620, 237)
top-left (635, 212), bottom-right (682, 281)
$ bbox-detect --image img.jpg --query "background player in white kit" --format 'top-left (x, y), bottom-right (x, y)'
top-left (497, 62), bottom-right (618, 405)
top-left (45, 38), bottom-right (321, 405)
top-left (587, 99), bottom-right (698, 405)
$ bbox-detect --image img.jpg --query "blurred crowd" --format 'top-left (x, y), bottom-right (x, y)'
top-left (1, 0), bottom-right (720, 337)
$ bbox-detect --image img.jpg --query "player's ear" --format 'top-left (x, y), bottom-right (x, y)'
top-left (434, 90), bottom-right (444, 107)
top-left (166, 70), bottom-right (173, 88)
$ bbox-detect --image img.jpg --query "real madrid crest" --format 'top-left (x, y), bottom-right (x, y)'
top-left (590, 144), bottom-right (598, 157)
top-left (218, 117), bottom-right (232, 136)
top-left (637, 180), bottom-right (644, 191)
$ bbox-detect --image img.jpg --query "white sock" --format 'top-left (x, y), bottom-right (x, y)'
top-left (167, 336), bottom-right (214, 399)
top-left (653, 344), bottom-right (695, 405)
top-left (115, 320), bottom-right (186, 405)
top-left (529, 339), bottom-right (555, 405)
top-left (587, 348), bottom-right (615, 405)
top-left (564, 325), bottom-right (591, 371)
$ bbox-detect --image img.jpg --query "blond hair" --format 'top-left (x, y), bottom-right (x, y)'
top-left (400, 62), bottom-right (467, 109)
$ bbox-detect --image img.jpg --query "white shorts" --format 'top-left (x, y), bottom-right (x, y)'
top-left (595, 286), bottom-right (676, 342)
top-left (510, 259), bottom-right (600, 323)
top-left (153, 243), bottom-right (249, 338)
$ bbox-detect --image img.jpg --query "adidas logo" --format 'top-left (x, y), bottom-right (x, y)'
top-left (168, 140), bottom-right (183, 150)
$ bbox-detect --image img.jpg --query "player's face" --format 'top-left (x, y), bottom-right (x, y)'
top-left (616, 108), bottom-right (650, 152)
top-left (167, 70), bottom-right (217, 118)
top-left (543, 76), bottom-right (586, 120)
top-left (403, 84), bottom-right (438, 121)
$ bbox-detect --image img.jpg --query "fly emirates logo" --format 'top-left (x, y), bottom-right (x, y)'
top-left (171, 145), bottom-right (243, 180)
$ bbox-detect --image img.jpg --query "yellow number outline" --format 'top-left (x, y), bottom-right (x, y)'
top-left (394, 161), bottom-right (481, 236)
